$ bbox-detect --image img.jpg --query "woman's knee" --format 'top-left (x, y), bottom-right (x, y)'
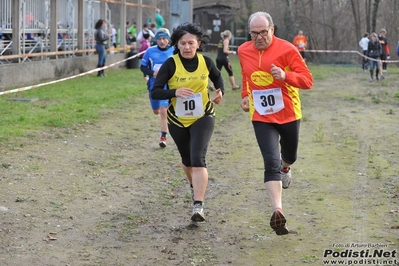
top-left (159, 107), bottom-right (167, 118)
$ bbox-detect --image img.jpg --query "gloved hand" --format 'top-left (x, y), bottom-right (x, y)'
top-left (387, 55), bottom-right (390, 60)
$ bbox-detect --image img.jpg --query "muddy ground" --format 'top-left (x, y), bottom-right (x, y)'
top-left (1, 65), bottom-right (398, 266)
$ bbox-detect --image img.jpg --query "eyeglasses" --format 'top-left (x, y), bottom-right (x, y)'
top-left (249, 28), bottom-right (270, 38)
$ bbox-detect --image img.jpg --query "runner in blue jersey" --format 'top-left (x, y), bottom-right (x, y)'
top-left (140, 28), bottom-right (174, 148)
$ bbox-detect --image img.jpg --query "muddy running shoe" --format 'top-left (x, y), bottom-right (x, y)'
top-left (281, 167), bottom-right (291, 189)
top-left (191, 203), bottom-right (205, 222)
top-left (270, 209), bottom-right (289, 235)
top-left (159, 136), bottom-right (167, 148)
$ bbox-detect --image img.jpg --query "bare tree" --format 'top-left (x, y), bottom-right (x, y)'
top-left (350, 0), bottom-right (361, 39)
top-left (371, 0), bottom-right (381, 32)
top-left (365, 0), bottom-right (372, 33)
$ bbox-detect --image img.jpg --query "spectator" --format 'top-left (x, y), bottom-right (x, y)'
top-left (136, 23), bottom-right (155, 44)
top-left (150, 23), bottom-right (157, 35)
top-left (155, 8), bottom-right (165, 29)
top-left (127, 21), bottom-right (137, 46)
top-left (149, 23), bottom-right (157, 46)
top-left (293, 30), bottom-right (308, 61)
top-left (237, 12), bottom-right (313, 235)
top-left (358, 32), bottom-right (369, 71)
top-left (139, 33), bottom-right (151, 80)
top-left (109, 23), bottom-right (117, 49)
top-left (378, 29), bottom-right (390, 73)
top-left (24, 12), bottom-right (35, 28)
top-left (367, 32), bottom-right (382, 82)
top-left (151, 23), bottom-right (224, 222)
top-left (0, 21), bottom-right (5, 40)
top-left (94, 19), bottom-right (109, 77)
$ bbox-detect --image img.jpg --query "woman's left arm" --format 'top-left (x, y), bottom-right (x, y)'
top-left (223, 39), bottom-right (235, 55)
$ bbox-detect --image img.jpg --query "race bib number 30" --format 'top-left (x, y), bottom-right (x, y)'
top-left (175, 93), bottom-right (204, 117)
top-left (253, 88), bottom-right (284, 115)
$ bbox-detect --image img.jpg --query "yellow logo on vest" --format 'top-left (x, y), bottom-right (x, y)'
top-left (251, 71), bottom-right (273, 86)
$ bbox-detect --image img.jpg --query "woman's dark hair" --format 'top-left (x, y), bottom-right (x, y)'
top-left (95, 19), bottom-right (105, 30)
top-left (143, 33), bottom-right (150, 40)
top-left (170, 22), bottom-right (210, 54)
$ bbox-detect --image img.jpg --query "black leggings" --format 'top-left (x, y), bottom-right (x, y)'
top-left (216, 58), bottom-right (234, 76)
top-left (252, 120), bottom-right (300, 182)
top-left (168, 115), bottom-right (215, 167)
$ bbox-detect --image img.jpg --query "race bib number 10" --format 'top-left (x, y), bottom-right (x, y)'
top-left (175, 93), bottom-right (204, 117)
top-left (253, 88), bottom-right (284, 115)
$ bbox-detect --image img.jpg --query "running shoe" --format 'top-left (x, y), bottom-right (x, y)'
top-left (232, 85), bottom-right (241, 90)
top-left (270, 209), bottom-right (289, 235)
top-left (191, 203), bottom-right (205, 222)
top-left (281, 167), bottom-right (291, 189)
top-left (159, 136), bottom-right (167, 148)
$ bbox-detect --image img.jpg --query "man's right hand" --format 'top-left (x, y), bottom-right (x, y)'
top-left (240, 96), bottom-right (249, 112)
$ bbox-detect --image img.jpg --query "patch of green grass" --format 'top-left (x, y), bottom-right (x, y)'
top-left (119, 213), bottom-right (149, 237)
top-left (374, 166), bottom-right (382, 179)
top-left (313, 124), bottom-right (325, 143)
top-left (167, 177), bottom-right (184, 187)
top-left (307, 65), bottom-right (348, 80)
top-left (372, 97), bottom-right (381, 104)
top-left (1, 163), bottom-right (12, 168)
top-left (0, 68), bottom-right (146, 143)
top-left (50, 201), bottom-right (66, 211)
top-left (15, 196), bottom-right (31, 202)
top-left (302, 254), bottom-right (318, 263)
top-left (347, 95), bottom-right (359, 101)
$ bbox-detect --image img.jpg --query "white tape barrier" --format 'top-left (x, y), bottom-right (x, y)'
top-left (216, 43), bottom-right (398, 63)
top-left (305, 49), bottom-right (398, 63)
top-left (0, 50), bottom-right (145, 96)
top-left (1, 47), bottom-right (397, 96)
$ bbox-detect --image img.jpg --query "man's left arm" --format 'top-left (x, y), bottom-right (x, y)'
top-left (284, 52), bottom-right (313, 89)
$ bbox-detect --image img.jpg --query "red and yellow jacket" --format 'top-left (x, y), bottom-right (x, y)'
top-left (237, 36), bottom-right (313, 124)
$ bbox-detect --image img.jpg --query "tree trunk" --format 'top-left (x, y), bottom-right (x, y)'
top-left (365, 0), bottom-right (372, 33)
top-left (371, 0), bottom-right (380, 32)
top-left (327, 0), bottom-right (337, 49)
top-left (350, 0), bottom-right (361, 39)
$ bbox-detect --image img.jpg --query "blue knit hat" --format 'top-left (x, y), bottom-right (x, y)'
top-left (154, 28), bottom-right (170, 41)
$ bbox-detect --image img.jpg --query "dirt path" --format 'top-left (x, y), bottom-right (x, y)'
top-left (1, 68), bottom-right (398, 266)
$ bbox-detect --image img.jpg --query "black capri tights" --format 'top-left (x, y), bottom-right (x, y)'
top-left (252, 120), bottom-right (300, 182)
top-left (216, 58), bottom-right (234, 76)
top-left (168, 115), bottom-right (215, 167)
